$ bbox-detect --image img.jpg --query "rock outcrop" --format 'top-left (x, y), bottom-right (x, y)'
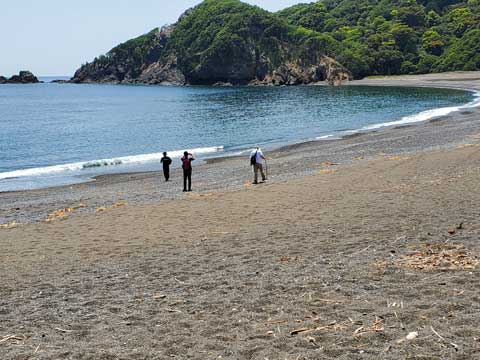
top-left (71, 25), bottom-right (175, 85)
top-left (251, 58), bottom-right (351, 86)
top-left (0, 71), bottom-right (40, 84)
top-left (137, 55), bottom-right (186, 85)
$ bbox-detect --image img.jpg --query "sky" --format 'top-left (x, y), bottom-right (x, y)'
top-left (0, 0), bottom-right (303, 76)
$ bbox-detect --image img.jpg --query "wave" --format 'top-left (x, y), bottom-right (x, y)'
top-left (314, 90), bottom-right (480, 139)
top-left (0, 146), bottom-right (223, 180)
top-left (361, 90), bottom-right (480, 131)
top-left (315, 134), bottom-right (335, 140)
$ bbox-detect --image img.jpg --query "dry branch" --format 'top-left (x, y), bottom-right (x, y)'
top-left (54, 327), bottom-right (73, 333)
top-left (0, 334), bottom-right (26, 344)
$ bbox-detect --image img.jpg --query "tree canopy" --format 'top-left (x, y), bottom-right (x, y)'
top-left (76, 0), bottom-right (480, 82)
top-left (278, 0), bottom-right (480, 77)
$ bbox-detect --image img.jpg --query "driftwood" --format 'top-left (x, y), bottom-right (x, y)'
top-left (353, 318), bottom-right (384, 337)
top-left (290, 320), bottom-right (350, 336)
top-left (0, 334), bottom-right (26, 344)
top-left (55, 327), bottom-right (73, 333)
top-left (96, 201), bottom-right (127, 213)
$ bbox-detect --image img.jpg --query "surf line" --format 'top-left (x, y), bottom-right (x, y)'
top-left (0, 146), bottom-right (224, 180)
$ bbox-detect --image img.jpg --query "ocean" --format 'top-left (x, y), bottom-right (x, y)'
top-left (0, 79), bottom-right (478, 191)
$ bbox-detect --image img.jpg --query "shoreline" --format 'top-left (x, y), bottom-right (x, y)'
top-left (1, 73), bottom-right (478, 194)
top-left (1, 71), bottom-right (480, 225)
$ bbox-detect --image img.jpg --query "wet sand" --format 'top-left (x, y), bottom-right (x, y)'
top-left (1, 72), bottom-right (480, 359)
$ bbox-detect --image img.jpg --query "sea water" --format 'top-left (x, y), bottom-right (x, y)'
top-left (0, 81), bottom-right (477, 191)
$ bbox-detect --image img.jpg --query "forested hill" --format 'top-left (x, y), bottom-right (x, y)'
top-left (277, 0), bottom-right (480, 78)
top-left (71, 0), bottom-right (480, 85)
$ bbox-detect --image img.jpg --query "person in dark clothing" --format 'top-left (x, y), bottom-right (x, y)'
top-left (160, 152), bottom-right (172, 181)
top-left (181, 151), bottom-right (195, 192)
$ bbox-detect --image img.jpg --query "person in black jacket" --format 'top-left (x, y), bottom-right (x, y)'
top-left (160, 152), bottom-right (172, 181)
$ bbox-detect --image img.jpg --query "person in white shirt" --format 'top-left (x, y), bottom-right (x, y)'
top-left (249, 147), bottom-right (267, 184)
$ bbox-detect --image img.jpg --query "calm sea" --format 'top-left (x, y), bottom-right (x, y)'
top-left (0, 79), bottom-right (477, 191)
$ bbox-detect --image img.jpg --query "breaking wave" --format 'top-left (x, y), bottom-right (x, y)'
top-left (314, 90), bottom-right (480, 140)
top-left (0, 146), bottom-right (223, 180)
top-left (361, 90), bottom-right (480, 131)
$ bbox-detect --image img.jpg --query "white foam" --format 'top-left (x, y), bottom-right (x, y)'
top-left (361, 90), bottom-right (480, 131)
top-left (0, 146), bottom-right (223, 180)
top-left (309, 90), bottom-right (480, 142)
top-left (315, 134), bottom-right (335, 140)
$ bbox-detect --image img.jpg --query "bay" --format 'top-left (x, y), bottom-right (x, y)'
top-left (0, 82), bottom-right (475, 191)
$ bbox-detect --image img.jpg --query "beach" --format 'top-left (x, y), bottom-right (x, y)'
top-left (1, 72), bottom-right (480, 359)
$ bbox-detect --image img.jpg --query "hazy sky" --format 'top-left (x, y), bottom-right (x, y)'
top-left (0, 0), bottom-right (302, 76)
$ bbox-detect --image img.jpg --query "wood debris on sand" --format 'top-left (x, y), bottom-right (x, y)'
top-left (318, 169), bottom-right (337, 175)
top-left (0, 334), bottom-right (27, 345)
top-left (96, 202), bottom-right (127, 213)
top-left (353, 317), bottom-right (384, 337)
top-left (457, 143), bottom-right (480, 148)
top-left (45, 208), bottom-right (75, 222)
top-left (290, 319), bottom-right (356, 336)
top-left (384, 155), bottom-right (411, 161)
top-left (45, 203), bottom-right (86, 222)
top-left (397, 243), bottom-right (479, 271)
top-left (0, 221), bottom-right (19, 229)
top-left (320, 161), bottom-right (339, 166)
top-left (187, 192), bottom-right (215, 198)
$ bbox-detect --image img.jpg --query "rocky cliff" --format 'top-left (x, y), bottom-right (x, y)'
top-left (0, 71), bottom-right (40, 84)
top-left (70, 0), bottom-right (352, 86)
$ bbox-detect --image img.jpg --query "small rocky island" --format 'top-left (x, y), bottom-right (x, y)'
top-left (0, 71), bottom-right (40, 84)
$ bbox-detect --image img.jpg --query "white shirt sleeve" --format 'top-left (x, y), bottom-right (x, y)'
top-left (256, 150), bottom-right (264, 163)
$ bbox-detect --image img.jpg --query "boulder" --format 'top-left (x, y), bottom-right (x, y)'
top-left (0, 76), bottom-right (7, 84)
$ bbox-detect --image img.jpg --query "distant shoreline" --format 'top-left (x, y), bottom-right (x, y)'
top-left (39, 70), bottom-right (480, 90)
top-left (348, 71), bottom-right (480, 92)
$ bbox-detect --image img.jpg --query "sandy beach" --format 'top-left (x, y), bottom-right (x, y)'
top-left (1, 72), bottom-right (480, 359)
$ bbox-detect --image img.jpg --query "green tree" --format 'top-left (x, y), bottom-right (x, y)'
top-left (391, 24), bottom-right (418, 52)
top-left (435, 29), bottom-right (480, 71)
top-left (395, 5), bottom-right (426, 27)
top-left (446, 8), bottom-right (476, 36)
top-left (422, 30), bottom-right (445, 54)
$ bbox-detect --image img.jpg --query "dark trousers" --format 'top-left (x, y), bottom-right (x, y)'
top-left (163, 167), bottom-right (170, 181)
top-left (183, 169), bottom-right (192, 191)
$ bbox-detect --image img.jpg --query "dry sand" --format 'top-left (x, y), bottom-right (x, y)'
top-left (1, 72), bottom-right (480, 359)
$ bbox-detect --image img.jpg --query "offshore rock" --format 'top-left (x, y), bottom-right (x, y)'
top-left (1, 71), bottom-right (40, 84)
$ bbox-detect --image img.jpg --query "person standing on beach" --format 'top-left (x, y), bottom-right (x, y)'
top-left (250, 147), bottom-right (267, 184)
top-left (160, 152), bottom-right (172, 181)
top-left (181, 151), bottom-right (195, 192)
